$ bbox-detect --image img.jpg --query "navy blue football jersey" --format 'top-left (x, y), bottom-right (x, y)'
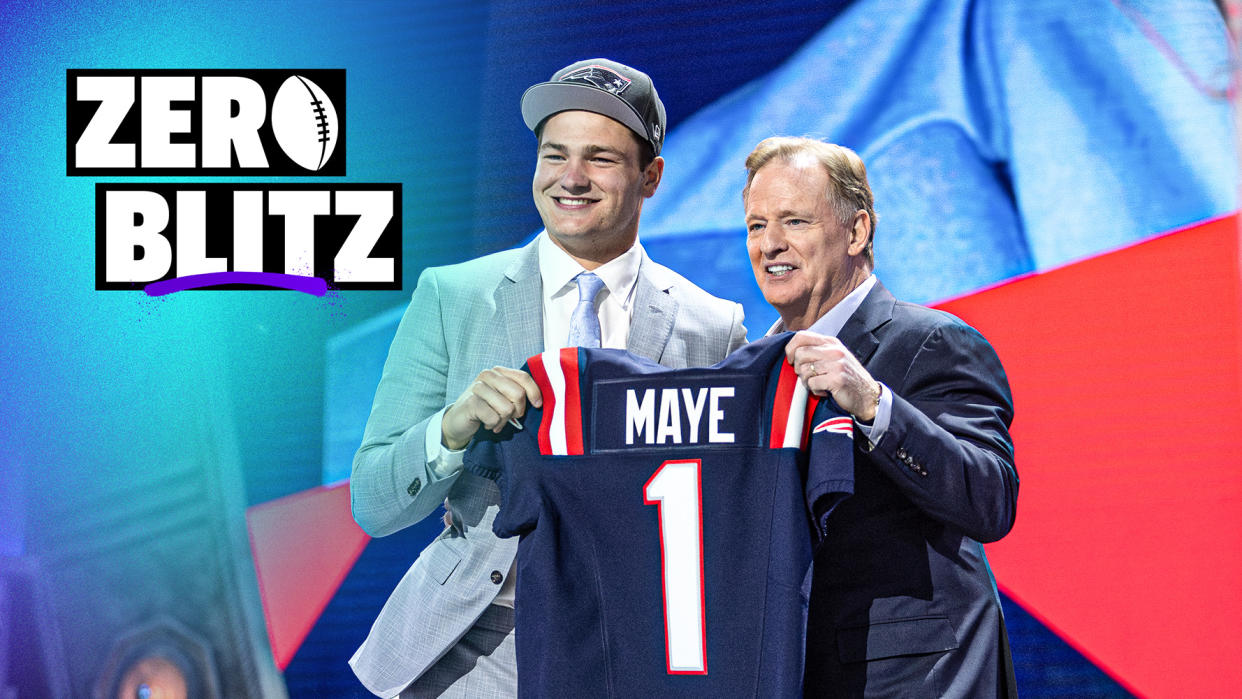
top-left (465, 333), bottom-right (855, 698)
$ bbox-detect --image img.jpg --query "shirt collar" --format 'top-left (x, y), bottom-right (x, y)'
top-left (765, 274), bottom-right (878, 336)
top-left (537, 231), bottom-right (643, 308)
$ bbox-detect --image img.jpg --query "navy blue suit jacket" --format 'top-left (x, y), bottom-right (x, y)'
top-left (804, 281), bottom-right (1019, 698)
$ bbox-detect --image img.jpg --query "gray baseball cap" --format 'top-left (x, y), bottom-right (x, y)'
top-left (521, 58), bottom-right (666, 156)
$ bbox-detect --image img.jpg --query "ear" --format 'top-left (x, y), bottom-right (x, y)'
top-left (847, 210), bottom-right (871, 256)
top-left (641, 156), bottom-right (665, 198)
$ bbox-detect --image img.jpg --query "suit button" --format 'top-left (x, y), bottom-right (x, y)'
top-left (407, 478), bottom-right (422, 497)
top-left (490, 570), bottom-right (503, 585)
top-left (896, 447), bottom-right (908, 460)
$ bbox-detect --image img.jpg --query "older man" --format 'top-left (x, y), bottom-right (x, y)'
top-left (347, 59), bottom-right (745, 697)
top-left (743, 136), bottom-right (1018, 697)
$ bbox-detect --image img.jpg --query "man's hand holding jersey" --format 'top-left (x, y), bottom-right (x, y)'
top-left (786, 331), bottom-right (881, 422)
top-left (441, 367), bottom-right (544, 450)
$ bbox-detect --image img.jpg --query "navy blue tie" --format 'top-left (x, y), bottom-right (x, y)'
top-left (567, 272), bottom-right (606, 348)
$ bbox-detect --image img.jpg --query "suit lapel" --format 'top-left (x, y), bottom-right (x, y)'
top-left (626, 255), bottom-right (678, 363)
top-left (836, 280), bottom-right (895, 367)
top-left (497, 241), bottom-right (544, 366)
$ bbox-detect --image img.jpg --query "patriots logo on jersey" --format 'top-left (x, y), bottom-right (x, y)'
top-left (812, 416), bottom-right (854, 437)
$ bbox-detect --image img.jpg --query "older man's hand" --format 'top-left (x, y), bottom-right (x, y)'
top-left (441, 366), bottom-right (543, 450)
top-left (786, 330), bottom-right (882, 421)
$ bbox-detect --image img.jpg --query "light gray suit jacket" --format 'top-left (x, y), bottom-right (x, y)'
top-left (349, 238), bottom-right (746, 697)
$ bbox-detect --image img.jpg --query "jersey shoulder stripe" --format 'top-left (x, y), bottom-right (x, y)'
top-left (528, 347), bottom-right (585, 456)
top-left (768, 359), bottom-right (820, 450)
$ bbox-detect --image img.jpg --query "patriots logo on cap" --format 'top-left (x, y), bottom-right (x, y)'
top-left (812, 417), bottom-right (854, 437)
top-left (559, 65), bottom-right (632, 95)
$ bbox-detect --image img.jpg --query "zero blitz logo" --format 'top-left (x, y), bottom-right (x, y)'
top-left (68, 69), bottom-right (346, 175)
top-left (69, 69), bottom-right (403, 293)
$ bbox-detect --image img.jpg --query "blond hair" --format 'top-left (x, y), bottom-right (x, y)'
top-left (743, 137), bottom-right (876, 265)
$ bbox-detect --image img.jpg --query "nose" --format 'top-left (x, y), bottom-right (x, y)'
top-left (559, 157), bottom-right (590, 193)
top-left (758, 224), bottom-right (788, 257)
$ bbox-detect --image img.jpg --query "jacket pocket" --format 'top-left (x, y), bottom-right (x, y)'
top-left (423, 540), bottom-right (463, 585)
top-left (836, 615), bottom-right (959, 663)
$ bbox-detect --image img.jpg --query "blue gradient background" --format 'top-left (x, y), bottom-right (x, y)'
top-left (2, 1), bottom-right (486, 693)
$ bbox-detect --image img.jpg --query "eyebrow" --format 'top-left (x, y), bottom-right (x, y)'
top-left (540, 142), bottom-right (626, 157)
top-left (746, 208), bottom-right (808, 220)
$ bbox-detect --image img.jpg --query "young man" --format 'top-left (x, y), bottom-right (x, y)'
top-left (349, 59), bottom-right (745, 698)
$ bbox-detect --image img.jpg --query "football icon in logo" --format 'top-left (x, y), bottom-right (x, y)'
top-left (271, 75), bottom-right (338, 171)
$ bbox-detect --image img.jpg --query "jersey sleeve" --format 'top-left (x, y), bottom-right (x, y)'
top-left (463, 348), bottom-right (590, 539)
top-left (461, 427), bottom-right (505, 482)
top-left (461, 359), bottom-right (553, 539)
top-left (460, 356), bottom-right (539, 483)
top-left (804, 396), bottom-right (856, 538)
top-left (463, 415), bottom-right (542, 539)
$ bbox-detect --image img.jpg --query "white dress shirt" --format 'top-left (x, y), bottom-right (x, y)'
top-left (536, 231), bottom-right (641, 351)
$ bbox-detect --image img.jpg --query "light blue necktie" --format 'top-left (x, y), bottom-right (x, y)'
top-left (566, 272), bottom-right (606, 348)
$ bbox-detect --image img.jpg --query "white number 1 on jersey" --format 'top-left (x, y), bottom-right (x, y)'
top-left (643, 459), bottom-right (708, 674)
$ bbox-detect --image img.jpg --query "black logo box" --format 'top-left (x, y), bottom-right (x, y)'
top-left (67, 69), bottom-right (346, 176)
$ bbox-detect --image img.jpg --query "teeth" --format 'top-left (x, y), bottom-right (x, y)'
top-left (767, 264), bottom-right (794, 276)
top-left (556, 198), bottom-right (591, 206)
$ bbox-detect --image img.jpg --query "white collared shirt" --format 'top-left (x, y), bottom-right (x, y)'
top-left (537, 231), bottom-right (641, 351)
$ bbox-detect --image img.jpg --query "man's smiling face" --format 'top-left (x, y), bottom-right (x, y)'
top-left (532, 110), bottom-right (661, 267)
top-left (745, 155), bottom-right (870, 330)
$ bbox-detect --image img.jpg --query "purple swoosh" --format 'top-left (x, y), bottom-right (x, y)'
top-left (143, 272), bottom-right (328, 296)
